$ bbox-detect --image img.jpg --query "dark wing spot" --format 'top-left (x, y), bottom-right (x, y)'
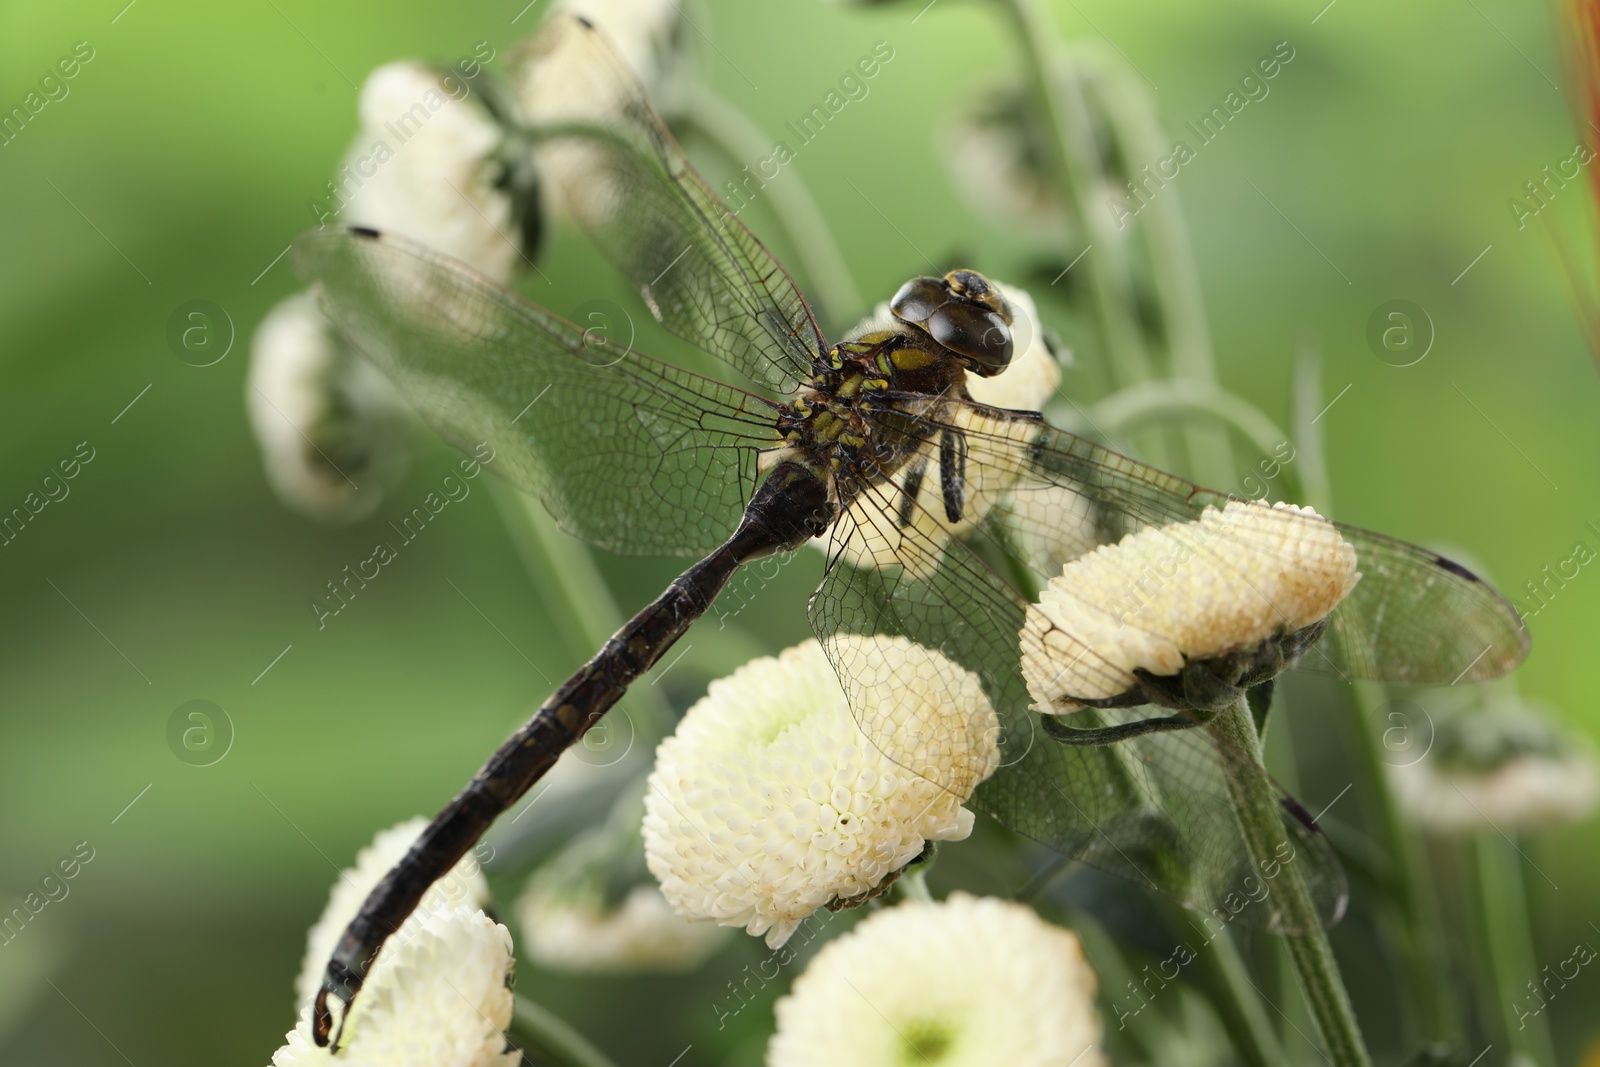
top-left (575, 14), bottom-right (595, 28)
top-left (348, 225), bottom-right (381, 240)
top-left (1434, 555), bottom-right (1482, 583)
top-left (1279, 794), bottom-right (1323, 834)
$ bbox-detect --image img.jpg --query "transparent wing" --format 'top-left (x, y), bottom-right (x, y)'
top-left (811, 466), bottom-right (1347, 933)
top-left (811, 395), bottom-right (1527, 928)
top-left (949, 405), bottom-right (1530, 686)
top-left (292, 227), bottom-right (783, 557)
top-left (514, 15), bottom-right (827, 395)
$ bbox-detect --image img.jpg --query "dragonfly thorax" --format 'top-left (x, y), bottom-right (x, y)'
top-left (765, 324), bottom-right (973, 510)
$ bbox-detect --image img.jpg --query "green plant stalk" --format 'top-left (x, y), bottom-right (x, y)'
top-left (1159, 902), bottom-right (1286, 1067)
top-left (1087, 61), bottom-right (1234, 487)
top-left (512, 995), bottom-right (621, 1067)
top-left (674, 84), bottom-right (862, 325)
top-left (1210, 696), bottom-right (1372, 1067)
top-left (1472, 834), bottom-right (1558, 1066)
top-left (897, 865), bottom-right (934, 904)
top-left (1292, 347), bottom-right (1464, 1044)
top-left (989, 0), bottom-right (1156, 395)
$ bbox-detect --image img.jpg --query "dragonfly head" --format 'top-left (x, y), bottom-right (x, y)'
top-left (889, 269), bottom-right (1014, 377)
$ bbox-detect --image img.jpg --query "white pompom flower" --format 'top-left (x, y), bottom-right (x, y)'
top-left (246, 291), bottom-right (414, 526)
top-left (643, 637), bottom-right (999, 948)
top-left (517, 881), bottom-right (728, 974)
top-left (293, 817), bottom-right (490, 1013)
top-left (1021, 500), bottom-right (1359, 709)
top-left (334, 62), bottom-right (533, 284)
top-left (1389, 700), bottom-right (1600, 833)
top-left (270, 907), bottom-right (518, 1067)
top-left (767, 893), bottom-right (1105, 1067)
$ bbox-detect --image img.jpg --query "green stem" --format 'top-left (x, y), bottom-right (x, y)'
top-left (511, 996), bottom-right (621, 1067)
top-left (1472, 834), bottom-right (1558, 1066)
top-left (1293, 348), bottom-right (1464, 1045)
top-left (1159, 901), bottom-right (1286, 1067)
top-left (1210, 696), bottom-right (1372, 1067)
top-left (898, 865), bottom-right (934, 904)
top-left (990, 0), bottom-right (1156, 395)
top-left (674, 84), bottom-right (862, 324)
top-left (1086, 58), bottom-right (1233, 486)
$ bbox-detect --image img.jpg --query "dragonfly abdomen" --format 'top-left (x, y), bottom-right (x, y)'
top-left (310, 463), bottom-right (832, 1047)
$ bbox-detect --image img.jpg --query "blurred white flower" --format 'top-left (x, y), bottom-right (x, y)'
top-left (339, 61), bottom-right (534, 283)
top-left (1021, 501), bottom-right (1358, 709)
top-left (294, 817), bottom-right (489, 1012)
top-left (551, 0), bottom-right (687, 102)
top-left (247, 291), bottom-right (414, 526)
top-left (643, 636), bottom-right (998, 948)
top-left (941, 79), bottom-right (1069, 238)
top-left (767, 893), bottom-right (1105, 1067)
top-left (270, 908), bottom-right (517, 1067)
top-left (518, 881), bottom-right (728, 973)
top-left (1390, 700), bottom-right (1600, 833)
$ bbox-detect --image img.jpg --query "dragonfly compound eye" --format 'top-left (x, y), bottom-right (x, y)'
top-left (927, 303), bottom-right (1013, 375)
top-left (891, 273), bottom-right (1015, 375)
top-left (889, 277), bottom-right (946, 324)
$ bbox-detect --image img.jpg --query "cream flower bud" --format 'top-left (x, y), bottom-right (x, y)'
top-left (518, 882), bottom-right (728, 974)
top-left (517, 779), bottom-right (730, 973)
top-left (270, 908), bottom-right (517, 1067)
top-left (941, 79), bottom-right (1069, 238)
top-left (1021, 501), bottom-right (1359, 709)
top-left (551, 0), bottom-right (688, 103)
top-left (768, 893), bottom-right (1105, 1067)
top-left (642, 637), bottom-right (999, 948)
top-left (340, 62), bottom-right (534, 284)
top-left (1389, 700), bottom-right (1600, 832)
top-left (246, 291), bottom-right (414, 526)
top-left (293, 817), bottom-right (490, 1013)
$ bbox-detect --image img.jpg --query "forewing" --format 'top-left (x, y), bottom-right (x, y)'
top-left (947, 409), bottom-right (1531, 686)
top-left (293, 227), bottom-right (781, 557)
top-left (810, 472), bottom-right (1347, 932)
top-left (515, 15), bottom-right (826, 395)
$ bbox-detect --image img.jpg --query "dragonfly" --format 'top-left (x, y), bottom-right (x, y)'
top-left (294, 14), bottom-right (1528, 1045)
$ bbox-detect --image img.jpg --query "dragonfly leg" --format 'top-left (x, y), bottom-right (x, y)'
top-left (1040, 711), bottom-right (1205, 746)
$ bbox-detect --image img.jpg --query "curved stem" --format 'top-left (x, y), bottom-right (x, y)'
top-left (511, 996), bottom-right (621, 1067)
top-left (1210, 696), bottom-right (1373, 1067)
top-left (1091, 378), bottom-right (1296, 494)
top-left (674, 84), bottom-right (862, 324)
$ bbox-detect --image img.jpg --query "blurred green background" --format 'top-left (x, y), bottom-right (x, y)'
top-left (2, 0), bottom-right (1598, 1063)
